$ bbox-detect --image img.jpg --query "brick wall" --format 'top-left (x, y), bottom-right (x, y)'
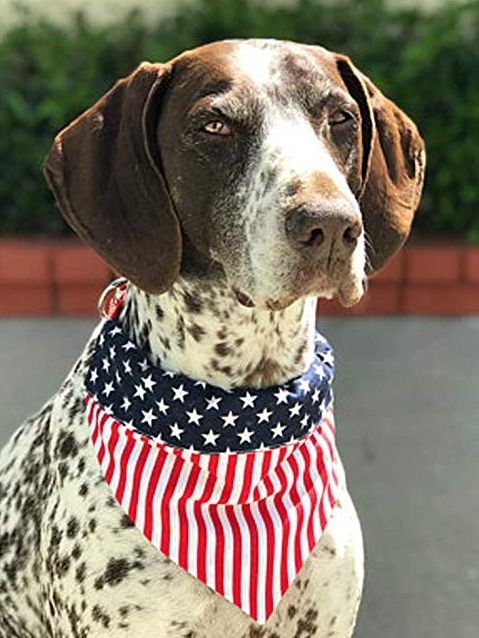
top-left (0, 237), bottom-right (478, 316)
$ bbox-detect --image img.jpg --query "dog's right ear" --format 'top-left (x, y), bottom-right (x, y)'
top-left (43, 62), bottom-right (182, 294)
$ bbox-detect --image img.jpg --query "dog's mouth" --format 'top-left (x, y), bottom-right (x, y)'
top-left (233, 275), bottom-right (367, 311)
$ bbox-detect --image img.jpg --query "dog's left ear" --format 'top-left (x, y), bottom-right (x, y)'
top-left (335, 54), bottom-right (426, 273)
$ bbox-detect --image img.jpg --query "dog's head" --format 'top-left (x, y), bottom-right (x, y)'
top-left (44, 39), bottom-right (425, 310)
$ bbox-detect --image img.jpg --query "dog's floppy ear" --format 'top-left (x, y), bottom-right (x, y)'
top-left (335, 55), bottom-right (426, 273)
top-left (44, 62), bottom-right (181, 294)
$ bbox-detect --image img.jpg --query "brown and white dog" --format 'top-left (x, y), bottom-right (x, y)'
top-left (0, 39), bottom-right (425, 637)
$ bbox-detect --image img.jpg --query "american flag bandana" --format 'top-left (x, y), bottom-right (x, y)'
top-left (85, 285), bottom-right (343, 623)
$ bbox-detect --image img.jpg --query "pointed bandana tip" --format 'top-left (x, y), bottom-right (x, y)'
top-left (84, 317), bottom-right (343, 623)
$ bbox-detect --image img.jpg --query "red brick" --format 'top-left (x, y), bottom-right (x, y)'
top-left (0, 241), bottom-right (51, 284)
top-left (403, 284), bottom-right (479, 315)
top-left (464, 247), bottom-right (479, 283)
top-left (56, 283), bottom-right (103, 316)
top-left (372, 251), bottom-right (405, 282)
top-left (53, 244), bottom-right (110, 284)
top-left (0, 283), bottom-right (54, 315)
top-left (405, 246), bottom-right (461, 283)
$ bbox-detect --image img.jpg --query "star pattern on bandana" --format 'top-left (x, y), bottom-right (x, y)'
top-left (85, 319), bottom-right (335, 454)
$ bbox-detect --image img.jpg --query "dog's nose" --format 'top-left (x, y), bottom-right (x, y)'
top-left (285, 200), bottom-right (363, 254)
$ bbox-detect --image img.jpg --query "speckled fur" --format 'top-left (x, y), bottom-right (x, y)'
top-left (0, 39), bottom-right (366, 637)
top-left (0, 274), bottom-right (363, 638)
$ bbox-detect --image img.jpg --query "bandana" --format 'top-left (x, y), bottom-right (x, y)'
top-left (84, 285), bottom-right (343, 623)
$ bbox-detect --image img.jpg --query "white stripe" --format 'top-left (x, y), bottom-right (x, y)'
top-left (280, 454), bottom-right (299, 586)
top-left (150, 451), bottom-right (177, 551)
top-left (135, 444), bottom-right (156, 533)
top-left (229, 453), bottom-right (248, 503)
top-left (250, 500), bottom-right (268, 623)
top-left (185, 465), bottom-right (208, 573)
top-left (168, 459), bottom-right (193, 563)
top-left (217, 505), bottom-right (234, 602)
top-left (234, 505), bottom-right (251, 616)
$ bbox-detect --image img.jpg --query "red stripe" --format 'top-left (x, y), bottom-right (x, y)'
top-left (286, 450), bottom-right (304, 573)
top-left (143, 449), bottom-right (166, 542)
top-left (96, 409), bottom-right (110, 465)
top-left (104, 421), bottom-right (120, 483)
top-left (256, 480), bottom-right (276, 617)
top-left (115, 433), bottom-right (136, 503)
top-left (194, 454), bottom-right (219, 582)
top-left (270, 460), bottom-right (290, 595)
top-left (127, 441), bottom-right (151, 522)
top-left (176, 464), bottom-right (202, 570)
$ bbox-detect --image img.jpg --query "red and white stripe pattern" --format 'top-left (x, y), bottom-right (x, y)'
top-left (85, 392), bottom-right (342, 623)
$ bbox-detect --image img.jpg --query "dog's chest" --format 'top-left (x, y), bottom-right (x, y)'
top-left (0, 337), bottom-right (363, 638)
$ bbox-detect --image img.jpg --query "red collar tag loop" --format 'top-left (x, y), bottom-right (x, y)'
top-left (98, 278), bottom-right (128, 320)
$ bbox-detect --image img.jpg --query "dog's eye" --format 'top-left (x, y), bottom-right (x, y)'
top-left (203, 120), bottom-right (232, 136)
top-left (329, 110), bottom-right (354, 126)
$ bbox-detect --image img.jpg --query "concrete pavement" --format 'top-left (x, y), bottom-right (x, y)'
top-left (1, 316), bottom-right (478, 638)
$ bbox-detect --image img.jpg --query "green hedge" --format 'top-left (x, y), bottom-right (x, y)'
top-left (0, 0), bottom-right (478, 239)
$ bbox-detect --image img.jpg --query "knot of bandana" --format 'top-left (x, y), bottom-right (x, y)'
top-left (85, 318), bottom-right (335, 454)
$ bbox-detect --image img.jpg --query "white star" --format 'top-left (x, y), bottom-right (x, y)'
top-left (186, 408), bottom-right (203, 426)
top-left (134, 384), bottom-right (146, 400)
top-left (257, 407), bottom-right (273, 424)
top-left (221, 411), bottom-right (238, 427)
top-left (115, 370), bottom-right (122, 385)
top-left (109, 326), bottom-right (122, 337)
top-left (142, 374), bottom-right (156, 391)
top-left (319, 399), bottom-right (327, 412)
top-left (312, 388), bottom-right (321, 403)
top-left (202, 429), bottom-right (220, 446)
top-left (89, 368), bottom-right (98, 384)
top-left (314, 364), bottom-right (326, 380)
top-left (274, 388), bottom-right (289, 404)
top-left (194, 380), bottom-right (207, 389)
top-left (141, 409), bottom-right (156, 426)
top-left (320, 352), bottom-right (334, 367)
top-left (163, 369), bottom-right (176, 378)
top-left (301, 414), bottom-right (309, 428)
top-left (172, 384), bottom-right (188, 403)
top-left (287, 435), bottom-right (297, 446)
top-left (121, 396), bottom-right (131, 412)
top-left (299, 379), bottom-right (310, 393)
top-left (138, 359), bottom-right (149, 372)
top-left (99, 334), bottom-right (105, 346)
top-left (109, 346), bottom-right (116, 359)
top-left (122, 359), bottom-right (132, 374)
top-left (103, 404), bottom-right (113, 415)
top-left (102, 357), bottom-right (111, 372)
top-left (170, 422), bottom-right (184, 440)
top-left (271, 422), bottom-right (286, 438)
top-left (238, 427), bottom-right (253, 444)
top-left (122, 340), bottom-right (135, 351)
top-left (205, 396), bottom-right (222, 411)
top-left (102, 381), bottom-right (115, 397)
top-left (156, 398), bottom-right (169, 415)
top-left (289, 402), bottom-right (301, 417)
top-left (240, 391), bottom-right (257, 408)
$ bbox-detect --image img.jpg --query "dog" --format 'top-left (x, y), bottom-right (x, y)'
top-left (0, 39), bottom-right (425, 638)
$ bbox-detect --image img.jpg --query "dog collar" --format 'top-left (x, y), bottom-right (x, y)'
top-left (84, 291), bottom-right (342, 622)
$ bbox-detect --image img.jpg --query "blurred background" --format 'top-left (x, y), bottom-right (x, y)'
top-left (0, 0), bottom-right (478, 636)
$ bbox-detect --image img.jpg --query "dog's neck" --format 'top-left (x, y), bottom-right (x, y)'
top-left (117, 275), bottom-right (317, 390)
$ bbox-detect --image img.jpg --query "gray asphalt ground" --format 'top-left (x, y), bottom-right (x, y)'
top-left (0, 316), bottom-right (478, 638)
